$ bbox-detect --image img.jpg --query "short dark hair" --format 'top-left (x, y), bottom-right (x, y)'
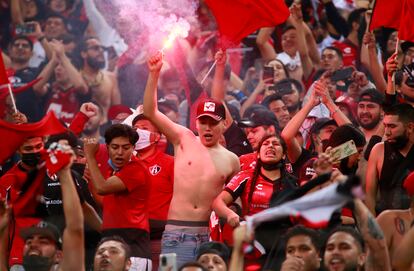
top-left (79, 36), bottom-right (100, 52)
top-left (11, 36), bottom-right (34, 50)
top-left (384, 103), bottom-right (414, 124)
top-left (276, 78), bottom-right (304, 94)
top-left (45, 12), bottom-right (68, 29)
top-left (179, 262), bottom-right (207, 271)
top-left (96, 236), bottom-right (131, 259)
top-left (282, 24), bottom-right (296, 34)
top-left (324, 226), bottom-right (365, 253)
top-left (262, 94), bottom-right (284, 108)
top-left (322, 46), bottom-right (343, 60)
top-left (46, 131), bottom-right (79, 149)
top-left (347, 8), bottom-right (366, 30)
top-left (104, 124), bottom-right (139, 145)
top-left (285, 225), bottom-right (321, 252)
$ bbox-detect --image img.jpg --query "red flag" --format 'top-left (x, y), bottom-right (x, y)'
top-left (205, 0), bottom-right (290, 46)
top-left (369, 0), bottom-right (403, 31)
top-left (0, 111), bottom-right (67, 163)
top-left (398, 0), bottom-right (414, 42)
top-left (0, 51), bottom-right (9, 86)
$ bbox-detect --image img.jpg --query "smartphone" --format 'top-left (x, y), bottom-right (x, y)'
top-left (331, 67), bottom-right (354, 82)
top-left (330, 140), bottom-right (358, 163)
top-left (15, 23), bottom-right (35, 35)
top-left (159, 253), bottom-right (177, 271)
top-left (262, 66), bottom-right (274, 82)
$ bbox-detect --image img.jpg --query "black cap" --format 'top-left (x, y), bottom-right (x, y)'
top-left (20, 221), bottom-right (62, 248)
top-left (197, 242), bottom-right (230, 264)
top-left (238, 109), bottom-right (278, 128)
top-left (358, 88), bottom-right (384, 105)
top-left (310, 118), bottom-right (337, 135)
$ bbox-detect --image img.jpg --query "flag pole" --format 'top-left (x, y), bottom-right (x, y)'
top-left (200, 60), bottom-right (217, 85)
top-left (7, 84), bottom-right (17, 113)
top-left (392, 36), bottom-right (399, 92)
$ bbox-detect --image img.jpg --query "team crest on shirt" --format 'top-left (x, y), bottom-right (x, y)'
top-left (149, 164), bottom-right (161, 175)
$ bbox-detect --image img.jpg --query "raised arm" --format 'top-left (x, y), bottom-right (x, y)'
top-left (365, 143), bottom-right (381, 215)
top-left (143, 52), bottom-right (185, 145)
top-left (256, 27), bottom-right (277, 62)
top-left (83, 138), bottom-right (127, 195)
top-left (57, 146), bottom-right (85, 271)
top-left (354, 199), bottom-right (391, 271)
top-left (281, 86), bottom-right (319, 163)
top-left (32, 48), bottom-right (59, 96)
top-left (362, 32), bottom-right (387, 92)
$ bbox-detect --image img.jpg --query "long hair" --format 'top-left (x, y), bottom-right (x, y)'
top-left (246, 134), bottom-right (286, 214)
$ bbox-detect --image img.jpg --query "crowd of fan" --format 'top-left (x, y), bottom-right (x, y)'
top-left (1, 0), bottom-right (414, 270)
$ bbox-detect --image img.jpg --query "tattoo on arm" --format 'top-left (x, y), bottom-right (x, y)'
top-left (395, 217), bottom-right (406, 235)
top-left (368, 213), bottom-right (385, 239)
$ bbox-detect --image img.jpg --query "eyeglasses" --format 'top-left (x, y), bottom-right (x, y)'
top-left (87, 45), bottom-right (106, 52)
top-left (12, 43), bottom-right (31, 49)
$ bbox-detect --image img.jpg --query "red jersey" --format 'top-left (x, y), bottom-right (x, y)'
top-left (45, 84), bottom-right (81, 124)
top-left (139, 150), bottom-right (174, 221)
top-left (332, 39), bottom-right (358, 67)
top-left (225, 169), bottom-right (275, 216)
top-left (239, 152), bottom-right (257, 171)
top-left (102, 157), bottom-right (150, 232)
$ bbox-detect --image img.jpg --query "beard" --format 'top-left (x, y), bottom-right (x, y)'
top-left (86, 56), bottom-right (105, 70)
top-left (358, 113), bottom-right (381, 130)
top-left (23, 255), bottom-right (54, 271)
top-left (287, 102), bottom-right (300, 113)
top-left (388, 134), bottom-right (409, 150)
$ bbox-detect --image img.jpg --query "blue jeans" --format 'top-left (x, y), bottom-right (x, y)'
top-left (161, 229), bottom-right (209, 269)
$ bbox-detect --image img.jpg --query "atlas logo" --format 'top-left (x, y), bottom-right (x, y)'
top-left (204, 102), bottom-right (216, 112)
top-left (149, 165), bottom-right (161, 176)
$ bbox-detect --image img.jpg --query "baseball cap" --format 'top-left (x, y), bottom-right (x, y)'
top-left (403, 171), bottom-right (414, 197)
top-left (238, 109), bottom-right (278, 128)
top-left (309, 118), bottom-right (337, 135)
top-left (196, 99), bottom-right (226, 121)
top-left (108, 104), bottom-right (133, 121)
top-left (20, 221), bottom-right (62, 248)
top-left (358, 89), bottom-right (384, 105)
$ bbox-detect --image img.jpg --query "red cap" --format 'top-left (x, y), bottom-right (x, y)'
top-left (403, 171), bottom-right (414, 197)
top-left (107, 105), bottom-right (133, 121)
top-left (196, 99), bottom-right (226, 121)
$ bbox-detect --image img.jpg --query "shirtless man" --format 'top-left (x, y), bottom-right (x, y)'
top-left (377, 183), bottom-right (414, 261)
top-left (143, 52), bottom-right (240, 268)
top-left (80, 37), bottom-right (120, 121)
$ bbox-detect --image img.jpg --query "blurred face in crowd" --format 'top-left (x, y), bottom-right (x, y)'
top-left (323, 232), bottom-right (365, 271)
top-left (94, 240), bottom-right (131, 271)
top-left (384, 114), bottom-right (412, 150)
top-left (44, 17), bottom-right (67, 39)
top-left (19, 137), bottom-right (44, 155)
top-left (258, 136), bottom-right (284, 164)
top-left (49, 0), bottom-right (67, 13)
top-left (268, 99), bottom-right (290, 129)
top-left (23, 234), bottom-right (61, 268)
top-left (321, 48), bottom-right (342, 72)
top-left (312, 125), bottom-right (337, 149)
top-left (386, 31), bottom-right (398, 55)
top-left (357, 101), bottom-right (382, 130)
top-left (245, 126), bottom-right (274, 151)
top-left (84, 109), bottom-right (103, 136)
top-left (107, 137), bottom-right (134, 168)
top-left (281, 28), bottom-right (298, 57)
top-left (281, 85), bottom-right (301, 114)
top-left (10, 38), bottom-right (33, 64)
top-left (286, 235), bottom-right (320, 271)
top-left (267, 59), bottom-right (287, 83)
top-left (54, 62), bottom-right (70, 85)
top-left (404, 46), bottom-right (414, 65)
top-left (196, 116), bottom-right (225, 147)
top-left (198, 253), bottom-right (227, 271)
top-left (20, 0), bottom-right (38, 19)
top-left (82, 38), bottom-right (106, 70)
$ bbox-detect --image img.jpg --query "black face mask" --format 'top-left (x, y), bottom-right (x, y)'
top-left (21, 152), bottom-right (41, 167)
top-left (389, 134), bottom-right (409, 150)
top-left (71, 163), bottom-right (86, 176)
top-left (262, 161), bottom-right (284, 171)
top-left (23, 255), bottom-right (54, 271)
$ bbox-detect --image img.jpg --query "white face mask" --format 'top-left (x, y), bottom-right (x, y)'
top-left (135, 128), bottom-right (156, 150)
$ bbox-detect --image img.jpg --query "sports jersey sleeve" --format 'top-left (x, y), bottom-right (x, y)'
top-left (224, 171), bottom-right (251, 200)
top-left (115, 162), bottom-right (147, 192)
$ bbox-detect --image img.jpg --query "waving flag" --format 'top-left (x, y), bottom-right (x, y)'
top-left (0, 111), bottom-right (67, 163)
top-left (246, 176), bottom-right (360, 231)
top-left (369, 0), bottom-right (402, 31)
top-left (204, 0), bottom-right (290, 46)
top-left (398, 0), bottom-right (414, 42)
